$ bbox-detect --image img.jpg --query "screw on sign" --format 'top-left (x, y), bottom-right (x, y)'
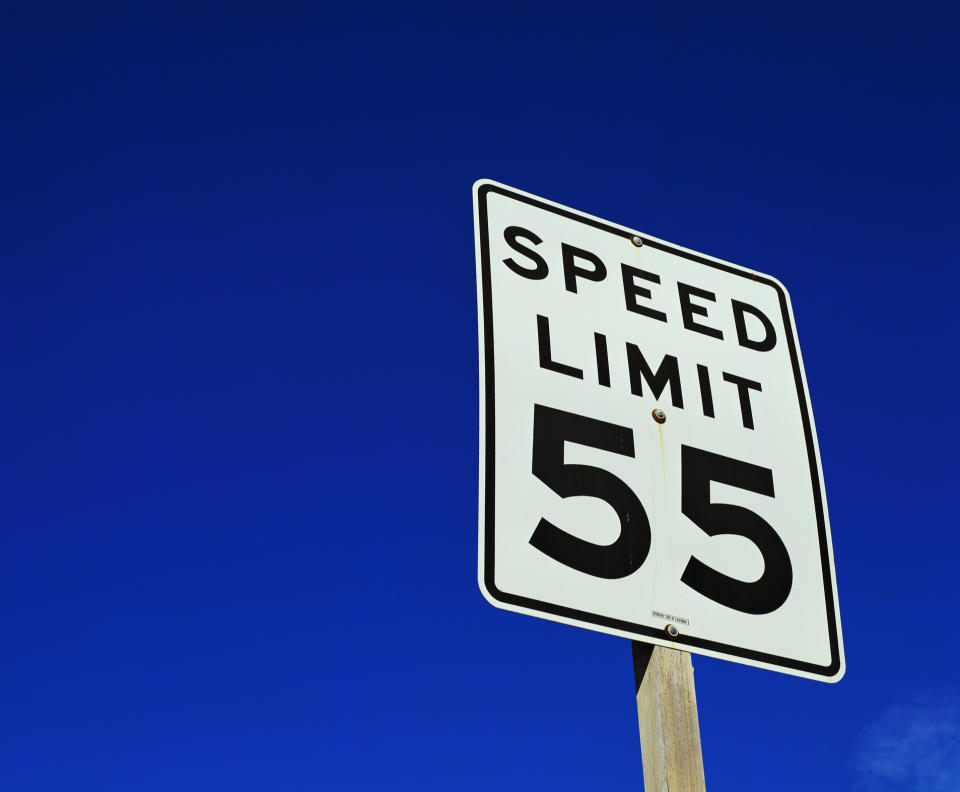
top-left (473, 180), bottom-right (845, 790)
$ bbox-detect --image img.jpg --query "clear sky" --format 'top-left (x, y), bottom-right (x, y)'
top-left (2, 2), bottom-right (958, 790)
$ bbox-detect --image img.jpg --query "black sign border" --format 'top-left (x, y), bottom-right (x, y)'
top-left (477, 181), bottom-right (842, 680)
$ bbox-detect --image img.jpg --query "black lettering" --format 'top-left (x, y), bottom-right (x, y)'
top-left (562, 243), bottom-right (607, 293)
top-left (732, 300), bottom-right (777, 352)
top-left (594, 332), bottom-right (610, 387)
top-left (530, 405), bottom-right (651, 579)
top-left (503, 226), bottom-right (548, 279)
top-left (678, 282), bottom-right (723, 340)
top-left (680, 445), bottom-right (792, 614)
top-left (722, 372), bottom-right (762, 429)
top-left (697, 364), bottom-right (714, 418)
top-left (626, 344), bottom-right (683, 408)
top-left (537, 315), bottom-right (583, 379)
top-left (621, 264), bottom-right (667, 322)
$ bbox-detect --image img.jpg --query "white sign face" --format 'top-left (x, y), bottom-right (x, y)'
top-left (474, 180), bottom-right (844, 682)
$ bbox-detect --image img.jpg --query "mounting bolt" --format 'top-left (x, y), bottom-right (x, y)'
top-left (652, 408), bottom-right (666, 424)
top-left (665, 624), bottom-right (680, 638)
top-left (631, 235), bottom-right (644, 247)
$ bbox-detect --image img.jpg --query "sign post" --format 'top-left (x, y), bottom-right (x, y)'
top-left (633, 643), bottom-right (705, 792)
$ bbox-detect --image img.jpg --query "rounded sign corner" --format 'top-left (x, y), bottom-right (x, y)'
top-left (822, 652), bottom-right (846, 683)
top-left (473, 178), bottom-right (499, 200)
top-left (758, 271), bottom-right (791, 303)
top-left (477, 570), bottom-right (510, 611)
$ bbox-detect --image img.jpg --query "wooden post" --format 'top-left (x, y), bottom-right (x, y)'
top-left (632, 641), bottom-right (706, 792)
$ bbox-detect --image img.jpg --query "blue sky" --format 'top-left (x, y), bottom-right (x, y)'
top-left (1, 2), bottom-right (957, 790)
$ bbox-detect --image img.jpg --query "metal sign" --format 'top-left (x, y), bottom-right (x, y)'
top-left (474, 180), bottom-right (844, 681)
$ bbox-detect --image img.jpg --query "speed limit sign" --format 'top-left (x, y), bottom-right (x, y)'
top-left (474, 180), bottom-right (844, 681)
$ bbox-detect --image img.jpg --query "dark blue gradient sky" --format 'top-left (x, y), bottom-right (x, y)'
top-left (2, 3), bottom-right (958, 790)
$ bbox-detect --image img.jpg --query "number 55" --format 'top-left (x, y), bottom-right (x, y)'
top-left (530, 405), bottom-right (793, 614)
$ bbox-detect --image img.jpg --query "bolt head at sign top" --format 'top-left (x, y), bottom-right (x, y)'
top-left (474, 180), bottom-right (844, 681)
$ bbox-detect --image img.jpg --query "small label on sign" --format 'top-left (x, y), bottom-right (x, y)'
top-left (652, 610), bottom-right (690, 626)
